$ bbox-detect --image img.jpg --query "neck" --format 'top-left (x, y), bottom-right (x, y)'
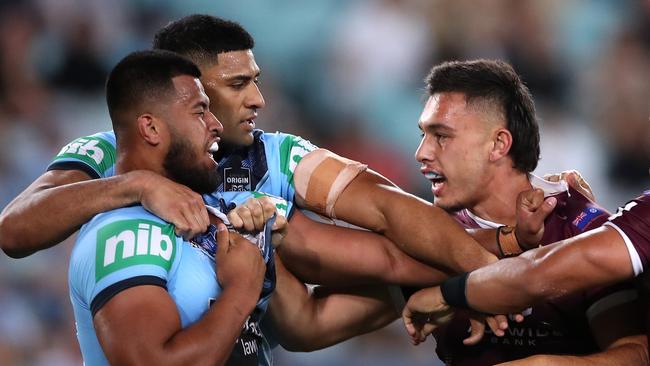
top-left (115, 146), bottom-right (166, 177)
top-left (469, 167), bottom-right (532, 226)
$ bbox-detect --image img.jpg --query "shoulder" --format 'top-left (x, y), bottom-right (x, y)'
top-left (607, 191), bottom-right (650, 230)
top-left (563, 187), bottom-right (610, 231)
top-left (58, 130), bottom-right (116, 157)
top-left (259, 131), bottom-right (318, 153)
top-left (49, 130), bottom-right (117, 178)
top-left (533, 174), bottom-right (609, 239)
top-left (73, 206), bottom-right (179, 282)
top-left (604, 191), bottom-right (650, 274)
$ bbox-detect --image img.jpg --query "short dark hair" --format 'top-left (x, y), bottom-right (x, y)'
top-left (106, 49), bottom-right (201, 132)
top-left (426, 59), bottom-right (540, 173)
top-left (153, 14), bottom-right (254, 66)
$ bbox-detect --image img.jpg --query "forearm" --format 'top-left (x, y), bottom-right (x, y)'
top-left (301, 285), bottom-right (399, 351)
top-left (380, 194), bottom-right (497, 272)
top-left (272, 284), bottom-right (398, 351)
top-left (466, 227), bottom-right (635, 314)
top-left (161, 288), bottom-right (257, 366)
top-left (280, 211), bottom-right (450, 286)
top-left (270, 256), bottom-right (398, 351)
top-left (0, 171), bottom-right (146, 257)
top-left (335, 171), bottom-right (497, 272)
top-left (467, 228), bottom-right (502, 257)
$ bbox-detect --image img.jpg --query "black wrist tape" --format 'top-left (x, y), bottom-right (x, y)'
top-left (440, 272), bottom-right (470, 309)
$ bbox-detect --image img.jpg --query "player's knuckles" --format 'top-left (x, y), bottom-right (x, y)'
top-left (261, 202), bottom-right (276, 216)
top-left (249, 203), bottom-right (263, 218)
top-left (239, 211), bottom-right (255, 230)
top-left (226, 211), bottom-right (241, 223)
top-left (244, 197), bottom-right (258, 206)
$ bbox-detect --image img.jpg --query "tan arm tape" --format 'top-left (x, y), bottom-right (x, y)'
top-left (293, 149), bottom-right (367, 219)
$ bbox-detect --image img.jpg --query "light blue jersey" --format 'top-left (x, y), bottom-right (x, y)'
top-left (69, 205), bottom-right (275, 366)
top-left (52, 129), bottom-right (310, 365)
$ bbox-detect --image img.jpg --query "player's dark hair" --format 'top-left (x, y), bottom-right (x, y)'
top-left (426, 59), bottom-right (540, 173)
top-left (153, 14), bottom-right (254, 66)
top-left (105, 49), bottom-right (201, 132)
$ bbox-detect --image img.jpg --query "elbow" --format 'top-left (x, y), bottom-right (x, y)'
top-left (0, 216), bottom-right (29, 258)
top-left (281, 342), bottom-right (315, 353)
top-left (279, 335), bottom-right (323, 353)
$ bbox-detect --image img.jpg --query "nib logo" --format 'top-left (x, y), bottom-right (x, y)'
top-left (60, 138), bottom-right (105, 165)
top-left (95, 220), bottom-right (176, 281)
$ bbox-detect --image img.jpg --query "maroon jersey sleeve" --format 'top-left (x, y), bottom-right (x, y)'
top-left (541, 186), bottom-right (610, 245)
top-left (606, 191), bottom-right (650, 273)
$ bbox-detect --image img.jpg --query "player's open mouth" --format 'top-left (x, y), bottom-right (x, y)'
top-left (425, 171), bottom-right (446, 185)
top-left (425, 171), bottom-right (446, 194)
top-left (240, 118), bottom-right (256, 132)
top-left (207, 140), bottom-right (220, 162)
top-left (242, 113), bottom-right (257, 126)
top-left (208, 141), bottom-right (219, 153)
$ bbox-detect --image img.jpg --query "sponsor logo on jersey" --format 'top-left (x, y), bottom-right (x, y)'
top-left (55, 136), bottom-right (115, 174)
top-left (279, 135), bottom-right (316, 184)
top-left (224, 166), bottom-right (251, 191)
top-left (95, 219), bottom-right (176, 281)
top-left (572, 206), bottom-right (606, 230)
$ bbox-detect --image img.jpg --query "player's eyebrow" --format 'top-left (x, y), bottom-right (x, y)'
top-left (421, 122), bottom-right (455, 133)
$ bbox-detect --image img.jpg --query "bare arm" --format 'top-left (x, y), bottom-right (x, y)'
top-left (278, 209), bottom-right (450, 286)
top-left (94, 228), bottom-right (264, 366)
top-left (0, 169), bottom-right (208, 258)
top-left (466, 226), bottom-right (635, 314)
top-left (268, 254), bottom-right (399, 352)
top-left (403, 226), bottom-right (637, 344)
top-left (330, 169), bottom-right (497, 272)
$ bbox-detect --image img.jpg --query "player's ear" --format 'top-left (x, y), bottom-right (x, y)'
top-left (489, 128), bottom-right (512, 162)
top-left (137, 114), bottom-right (163, 146)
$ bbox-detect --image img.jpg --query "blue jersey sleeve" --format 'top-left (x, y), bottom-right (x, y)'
top-left (48, 131), bottom-right (117, 179)
top-left (262, 132), bottom-right (318, 217)
top-left (69, 206), bottom-right (181, 315)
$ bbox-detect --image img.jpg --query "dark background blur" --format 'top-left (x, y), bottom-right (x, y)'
top-left (0, 1), bottom-right (648, 365)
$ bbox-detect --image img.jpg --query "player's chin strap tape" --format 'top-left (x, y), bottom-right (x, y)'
top-left (440, 272), bottom-right (471, 310)
top-left (293, 149), bottom-right (368, 219)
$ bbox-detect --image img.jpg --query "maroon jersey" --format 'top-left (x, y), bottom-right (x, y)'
top-left (606, 191), bottom-right (650, 274)
top-left (440, 183), bottom-right (624, 365)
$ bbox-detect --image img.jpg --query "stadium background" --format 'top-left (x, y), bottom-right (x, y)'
top-left (0, 0), bottom-right (647, 365)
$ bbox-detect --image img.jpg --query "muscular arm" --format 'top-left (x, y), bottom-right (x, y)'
top-left (466, 226), bottom-right (635, 314)
top-left (279, 209), bottom-right (451, 286)
top-left (95, 285), bottom-right (257, 366)
top-left (268, 254), bottom-right (399, 352)
top-left (0, 170), bottom-right (137, 257)
top-left (94, 227), bottom-right (264, 366)
top-left (329, 169), bottom-right (497, 272)
top-left (0, 169), bottom-right (207, 258)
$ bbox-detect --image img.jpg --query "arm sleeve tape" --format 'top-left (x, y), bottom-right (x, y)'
top-left (293, 149), bottom-right (367, 219)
